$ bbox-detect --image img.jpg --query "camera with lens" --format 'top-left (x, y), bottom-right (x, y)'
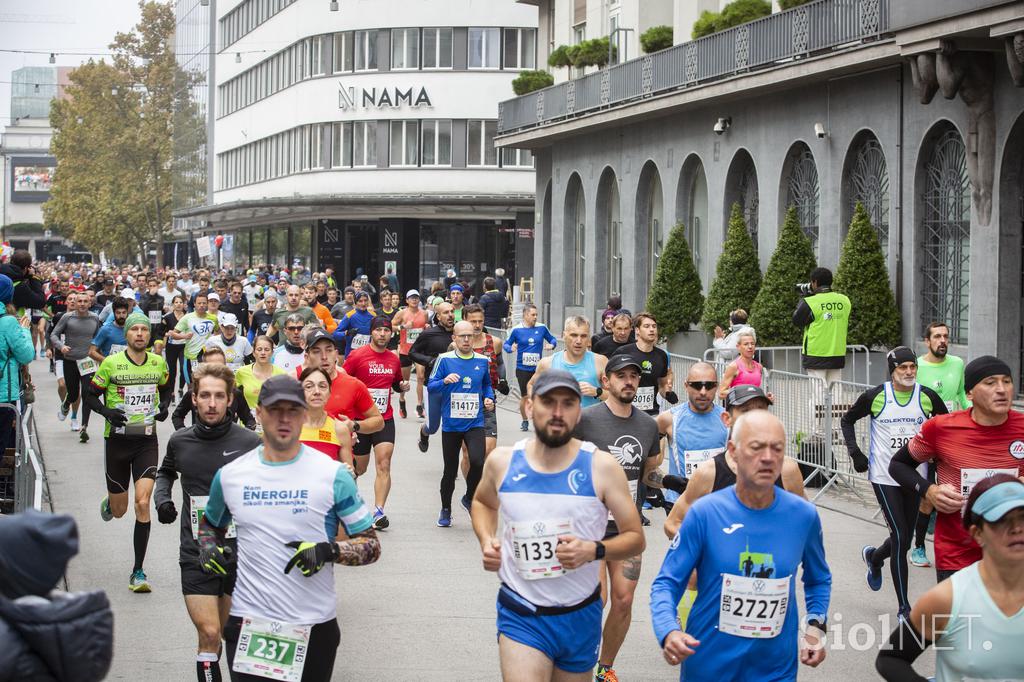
top-left (795, 282), bottom-right (814, 296)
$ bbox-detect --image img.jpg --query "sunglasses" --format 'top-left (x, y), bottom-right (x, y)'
top-left (285, 326), bottom-right (304, 332)
top-left (687, 381), bottom-right (718, 391)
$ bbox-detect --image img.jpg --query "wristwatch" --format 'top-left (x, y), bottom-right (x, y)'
top-left (593, 541), bottom-right (606, 561)
top-left (595, 386), bottom-right (604, 398)
top-left (352, 421), bottom-right (361, 433)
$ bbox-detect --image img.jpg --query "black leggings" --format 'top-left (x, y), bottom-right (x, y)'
top-left (871, 483), bottom-right (921, 612)
top-left (62, 360), bottom-right (91, 428)
top-left (164, 343), bottom-right (188, 391)
top-left (440, 428), bottom-right (485, 509)
top-left (223, 616), bottom-right (340, 682)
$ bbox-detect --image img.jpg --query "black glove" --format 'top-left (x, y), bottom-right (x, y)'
top-left (157, 501), bottom-right (177, 524)
top-left (662, 474), bottom-right (688, 495)
top-left (101, 406), bottom-right (127, 428)
top-left (664, 391), bottom-right (679, 405)
top-left (199, 545), bottom-right (234, 575)
top-left (284, 541), bottom-right (339, 577)
top-left (848, 447), bottom-right (869, 473)
top-left (155, 403), bottom-right (169, 422)
top-left (496, 379), bottom-right (510, 396)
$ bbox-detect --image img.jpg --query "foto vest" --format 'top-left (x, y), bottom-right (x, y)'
top-left (802, 291), bottom-right (851, 359)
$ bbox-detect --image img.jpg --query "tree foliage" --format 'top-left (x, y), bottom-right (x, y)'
top-left (640, 25), bottom-right (674, 54)
top-left (548, 38), bottom-right (616, 71)
top-left (834, 203), bottom-right (902, 348)
top-left (547, 45), bottom-right (572, 69)
top-left (692, 0), bottom-right (772, 39)
top-left (46, 1), bottom-right (190, 264)
top-left (512, 70), bottom-right (554, 95)
top-left (749, 206), bottom-right (817, 346)
top-left (778, 0), bottom-right (813, 9)
top-left (700, 204), bottom-right (762, 333)
top-left (646, 222), bottom-right (704, 339)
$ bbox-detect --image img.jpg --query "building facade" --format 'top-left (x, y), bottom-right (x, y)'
top-left (172, 0), bottom-right (538, 295)
top-left (499, 0), bottom-right (1024, 380)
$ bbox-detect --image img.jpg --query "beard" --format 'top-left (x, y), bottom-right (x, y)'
top-left (536, 421), bottom-right (574, 448)
top-left (932, 344), bottom-right (948, 358)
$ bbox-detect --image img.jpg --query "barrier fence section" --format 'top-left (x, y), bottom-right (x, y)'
top-left (2, 403), bottom-right (42, 513)
top-left (703, 345), bottom-right (873, 385)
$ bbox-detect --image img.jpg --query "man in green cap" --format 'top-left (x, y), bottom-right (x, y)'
top-left (84, 310), bottom-right (172, 593)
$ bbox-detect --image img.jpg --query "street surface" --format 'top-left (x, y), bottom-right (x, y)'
top-left (31, 355), bottom-right (937, 680)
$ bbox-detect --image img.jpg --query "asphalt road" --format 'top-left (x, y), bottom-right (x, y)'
top-left (30, 354), bottom-right (937, 681)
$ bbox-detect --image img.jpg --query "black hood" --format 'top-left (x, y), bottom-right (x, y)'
top-left (0, 263), bottom-right (26, 283)
top-left (0, 511), bottom-right (79, 598)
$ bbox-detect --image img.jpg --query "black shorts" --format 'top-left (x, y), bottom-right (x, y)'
top-left (516, 368), bottom-right (535, 396)
top-left (353, 419), bottom-right (396, 456)
top-left (484, 408), bottom-right (497, 438)
top-left (104, 435), bottom-right (158, 494)
top-left (180, 559), bottom-right (236, 596)
top-left (400, 353), bottom-right (414, 368)
top-left (31, 315), bottom-right (42, 325)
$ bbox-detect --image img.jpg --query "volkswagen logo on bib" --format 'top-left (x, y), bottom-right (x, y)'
top-left (533, 522), bottom-right (546, 535)
top-left (753, 579), bottom-right (766, 594)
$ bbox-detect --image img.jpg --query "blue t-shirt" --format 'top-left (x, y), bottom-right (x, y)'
top-left (667, 403), bottom-right (728, 503)
top-left (332, 309), bottom-right (375, 356)
top-left (91, 322), bottom-right (127, 357)
top-left (503, 323), bottom-right (557, 372)
top-left (427, 350), bottom-right (495, 432)
top-left (650, 487), bottom-right (832, 681)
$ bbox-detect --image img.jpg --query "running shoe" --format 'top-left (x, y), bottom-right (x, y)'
top-left (70, 416), bottom-right (80, 432)
top-left (437, 508), bottom-right (452, 528)
top-left (862, 545), bottom-right (883, 591)
top-left (128, 569), bottom-right (151, 593)
top-left (80, 428), bottom-right (89, 443)
top-left (373, 507), bottom-right (390, 530)
top-left (399, 400), bottom-right (407, 419)
top-left (418, 429), bottom-right (429, 453)
top-left (520, 420), bottom-right (529, 432)
top-left (595, 665), bottom-right (619, 682)
top-left (416, 404), bottom-right (424, 420)
top-left (897, 606), bottom-right (911, 623)
top-left (641, 513), bottom-right (651, 527)
top-left (99, 496), bottom-right (113, 522)
top-left (460, 495), bottom-right (471, 513)
top-left (909, 546), bottom-right (931, 568)
top-left (57, 401), bottom-right (69, 421)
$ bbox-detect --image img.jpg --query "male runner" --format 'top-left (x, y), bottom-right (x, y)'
top-left (205, 314), bottom-right (252, 372)
top-left (428, 320), bottom-right (494, 527)
top-left (333, 290), bottom-right (376, 356)
top-left (530, 316), bottom-right (607, 410)
top-left (593, 314), bottom-right (635, 358)
top-left (197, 374), bottom-right (381, 682)
top-left (219, 282), bottom-right (250, 336)
top-left (889, 355), bottom-right (1024, 581)
top-left (472, 370), bottom-right (645, 681)
top-left (270, 313), bottom-right (306, 374)
top-left (841, 347), bottom-right (946, 617)
top-left (247, 290), bottom-right (277, 343)
top-left (463, 304), bottom-right (510, 458)
top-left (448, 284), bottom-right (466, 322)
top-left (267, 284), bottom-right (316, 337)
top-left (573, 355), bottom-right (662, 682)
top-left (169, 291), bottom-right (219, 387)
top-left (89, 297), bottom-right (131, 359)
top-left (85, 312), bottom-right (171, 593)
top-left (393, 289), bottom-right (428, 419)
top-left (343, 317), bottom-right (406, 530)
top-left (651, 410), bottom-right (831, 680)
top-left (503, 303), bottom-right (557, 431)
top-left (52, 291), bottom-right (100, 436)
top-left (303, 282), bottom-right (337, 333)
top-left (411, 302), bottom-right (456, 450)
top-left (172, 346), bottom-right (256, 431)
top-left (155, 363), bottom-right (262, 682)
top-left (618, 312), bottom-right (676, 417)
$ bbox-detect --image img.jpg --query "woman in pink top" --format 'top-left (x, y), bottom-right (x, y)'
top-left (719, 331), bottom-right (770, 399)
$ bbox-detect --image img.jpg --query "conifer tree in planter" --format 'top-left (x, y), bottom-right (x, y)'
top-left (748, 206), bottom-right (817, 346)
top-left (512, 70), bottom-right (554, 96)
top-left (646, 222), bottom-right (704, 340)
top-left (700, 203), bottom-right (762, 334)
top-left (834, 202), bottom-right (902, 348)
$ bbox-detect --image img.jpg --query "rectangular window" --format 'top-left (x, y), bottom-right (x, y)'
top-left (331, 122), bottom-right (352, 167)
top-left (333, 32), bottom-right (353, 72)
top-left (468, 28), bottom-right (500, 69)
top-left (501, 147), bottom-right (534, 168)
top-left (503, 28), bottom-right (536, 69)
top-left (355, 30), bottom-right (377, 71)
top-left (421, 120), bottom-right (452, 166)
top-left (422, 28), bottom-right (453, 69)
top-left (353, 121), bottom-right (377, 166)
top-left (467, 120), bottom-right (497, 166)
top-left (311, 35), bottom-right (324, 76)
top-left (391, 28), bottom-right (420, 70)
top-left (390, 120), bottom-right (420, 167)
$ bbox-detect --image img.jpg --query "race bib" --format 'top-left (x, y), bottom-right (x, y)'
top-left (405, 328), bottom-right (422, 344)
top-left (122, 384), bottom-right (157, 417)
top-left (369, 388), bottom-right (390, 413)
top-left (450, 392), bottom-right (479, 419)
top-left (511, 518), bottom-right (572, 580)
top-left (148, 310), bottom-right (163, 324)
top-left (609, 480), bottom-right (640, 521)
top-left (683, 448), bottom-right (722, 478)
top-left (719, 574), bottom-right (790, 638)
top-left (961, 468), bottom-right (1018, 515)
top-left (190, 495), bottom-right (236, 540)
top-left (109, 344), bottom-right (127, 355)
top-left (233, 617), bottom-right (310, 682)
top-left (351, 334), bottom-right (370, 350)
top-left (633, 386), bottom-right (655, 412)
top-left (522, 352), bottom-right (540, 367)
top-left (76, 357), bottom-right (97, 375)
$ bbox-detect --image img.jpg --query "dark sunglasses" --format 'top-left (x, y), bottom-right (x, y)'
top-left (285, 325), bottom-right (304, 332)
top-left (687, 381), bottom-right (718, 391)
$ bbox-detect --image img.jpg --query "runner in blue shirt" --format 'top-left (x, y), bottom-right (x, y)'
top-left (651, 410), bottom-right (831, 681)
top-left (88, 298), bottom-right (131, 360)
top-left (332, 290), bottom-right (375, 356)
top-left (502, 303), bottom-right (557, 432)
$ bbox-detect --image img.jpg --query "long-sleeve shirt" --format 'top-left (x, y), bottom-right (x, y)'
top-left (49, 312), bottom-right (100, 360)
top-left (407, 323), bottom-right (453, 374)
top-left (427, 350), bottom-right (495, 432)
top-left (332, 308), bottom-right (375, 355)
top-left (172, 387), bottom-right (256, 431)
top-left (650, 486), bottom-right (831, 681)
top-left (503, 323), bottom-right (557, 372)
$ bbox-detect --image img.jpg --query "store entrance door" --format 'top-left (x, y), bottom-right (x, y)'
top-left (344, 223), bottom-right (380, 287)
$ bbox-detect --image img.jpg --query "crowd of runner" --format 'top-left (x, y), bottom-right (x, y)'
top-left (17, 253), bottom-right (1024, 681)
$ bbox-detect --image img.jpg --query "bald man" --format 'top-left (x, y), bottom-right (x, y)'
top-left (268, 284), bottom-right (316, 337)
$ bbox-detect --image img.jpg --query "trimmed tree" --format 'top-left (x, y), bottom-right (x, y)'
top-left (749, 206), bottom-right (817, 346)
top-left (700, 203), bottom-right (762, 333)
top-left (833, 202), bottom-right (902, 348)
top-left (512, 70), bottom-right (554, 95)
top-left (640, 25), bottom-right (674, 54)
top-left (646, 222), bottom-right (704, 340)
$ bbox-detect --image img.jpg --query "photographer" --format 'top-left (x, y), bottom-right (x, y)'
top-left (792, 267), bottom-right (851, 385)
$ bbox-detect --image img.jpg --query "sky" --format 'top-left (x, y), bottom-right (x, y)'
top-left (0, 0), bottom-right (144, 128)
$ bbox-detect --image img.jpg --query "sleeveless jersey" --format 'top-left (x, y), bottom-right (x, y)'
top-left (474, 333), bottom-right (501, 388)
top-left (732, 359), bottom-right (763, 388)
top-left (497, 440), bottom-right (608, 607)
top-left (299, 418), bottom-right (345, 460)
top-left (669, 403), bottom-right (728, 503)
top-left (868, 382), bottom-right (928, 486)
top-left (398, 309), bottom-right (428, 355)
top-left (551, 351), bottom-right (599, 408)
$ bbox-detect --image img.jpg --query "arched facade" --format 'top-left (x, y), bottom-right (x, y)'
top-left (539, 179), bottom-right (552, 307)
top-left (635, 161), bottom-right (664, 303)
top-left (842, 130), bottom-right (891, 266)
top-left (595, 167), bottom-right (621, 302)
top-left (724, 150), bottom-right (759, 251)
top-left (780, 142), bottom-right (820, 256)
top-left (564, 173), bottom-right (586, 307)
top-left (997, 112), bottom-right (1024, 385)
top-left (676, 154), bottom-right (709, 285)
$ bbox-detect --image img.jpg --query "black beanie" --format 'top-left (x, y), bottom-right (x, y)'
top-left (0, 510), bottom-right (79, 598)
top-left (886, 346), bottom-right (917, 375)
top-left (964, 355), bottom-right (1013, 392)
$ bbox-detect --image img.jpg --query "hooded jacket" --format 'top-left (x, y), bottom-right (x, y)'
top-left (0, 263), bottom-right (46, 312)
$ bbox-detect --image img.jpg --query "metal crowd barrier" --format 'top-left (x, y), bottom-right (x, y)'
top-left (0, 403), bottom-right (42, 513)
top-left (703, 344), bottom-right (873, 384)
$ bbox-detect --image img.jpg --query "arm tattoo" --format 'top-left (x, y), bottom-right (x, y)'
top-left (621, 555), bottom-right (642, 581)
top-left (644, 468), bottom-right (665, 489)
top-left (336, 529), bottom-right (381, 566)
top-left (197, 516), bottom-right (226, 552)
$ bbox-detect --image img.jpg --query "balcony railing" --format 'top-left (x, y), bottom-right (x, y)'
top-left (498, 0), bottom-right (890, 136)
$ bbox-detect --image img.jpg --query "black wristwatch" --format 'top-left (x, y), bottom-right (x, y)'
top-left (593, 541), bottom-right (606, 561)
top-left (352, 421), bottom-right (361, 433)
top-left (595, 386), bottom-right (604, 398)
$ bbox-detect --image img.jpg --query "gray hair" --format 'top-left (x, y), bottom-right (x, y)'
top-left (285, 313), bottom-right (306, 328)
top-left (564, 315), bottom-right (590, 332)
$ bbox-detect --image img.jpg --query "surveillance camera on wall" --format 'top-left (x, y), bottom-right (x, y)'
top-left (713, 117), bottom-right (731, 135)
top-left (814, 122), bottom-right (826, 139)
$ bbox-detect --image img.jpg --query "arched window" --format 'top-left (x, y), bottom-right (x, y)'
top-left (846, 134), bottom-right (890, 261)
top-left (786, 145), bottom-right (820, 255)
top-left (920, 128), bottom-right (970, 344)
top-left (565, 175), bottom-right (586, 307)
top-left (676, 155), bottom-right (708, 280)
top-left (635, 161), bottom-right (664, 301)
top-left (725, 151), bottom-right (758, 252)
top-left (606, 179), bottom-right (622, 298)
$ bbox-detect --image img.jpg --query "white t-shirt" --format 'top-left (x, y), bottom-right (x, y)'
top-left (205, 335), bottom-right (253, 371)
top-left (271, 345), bottom-right (304, 375)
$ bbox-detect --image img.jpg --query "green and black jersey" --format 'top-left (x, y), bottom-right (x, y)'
top-left (91, 350), bottom-right (169, 438)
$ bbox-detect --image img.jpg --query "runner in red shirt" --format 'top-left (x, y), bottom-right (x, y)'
top-left (343, 316), bottom-right (406, 531)
top-left (393, 289), bottom-right (429, 419)
top-left (890, 355), bottom-right (1024, 581)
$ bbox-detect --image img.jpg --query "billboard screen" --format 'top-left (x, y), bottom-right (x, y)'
top-left (9, 156), bottom-right (55, 203)
top-left (12, 165), bottom-right (53, 193)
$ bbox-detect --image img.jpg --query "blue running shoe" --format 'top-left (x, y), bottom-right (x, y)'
top-left (910, 546), bottom-right (931, 568)
top-left (128, 569), bottom-right (151, 593)
top-left (862, 545), bottom-right (883, 591)
top-left (437, 508), bottom-right (452, 528)
top-left (460, 495), bottom-right (471, 513)
top-left (372, 507), bottom-right (389, 530)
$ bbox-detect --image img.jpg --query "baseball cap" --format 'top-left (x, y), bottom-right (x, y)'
top-left (120, 288), bottom-right (135, 299)
top-left (305, 327), bottom-right (333, 348)
top-left (971, 480), bottom-right (1024, 523)
top-left (605, 354), bottom-right (642, 374)
top-left (406, 289), bottom-right (420, 299)
top-left (257, 374), bottom-right (307, 408)
top-left (725, 385), bottom-right (773, 409)
top-left (531, 369), bottom-right (582, 399)
top-left (102, 278), bottom-right (114, 286)
top-left (247, 274), bottom-right (257, 282)
top-left (371, 316), bottom-right (393, 331)
top-left (219, 313), bottom-right (238, 327)
top-left (207, 292), bottom-right (220, 302)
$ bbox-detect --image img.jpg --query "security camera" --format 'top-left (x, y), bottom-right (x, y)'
top-left (713, 117), bottom-right (731, 135)
top-left (814, 122), bottom-right (826, 139)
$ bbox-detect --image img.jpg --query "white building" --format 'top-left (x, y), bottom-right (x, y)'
top-left (173, 0), bottom-right (538, 294)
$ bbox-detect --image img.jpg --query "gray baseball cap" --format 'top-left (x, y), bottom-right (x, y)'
top-left (531, 369), bottom-right (582, 399)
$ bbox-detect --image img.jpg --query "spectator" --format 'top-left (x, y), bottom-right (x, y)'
top-left (0, 250), bottom-right (46, 312)
top-left (0, 275), bottom-right (34, 448)
top-left (478, 277), bottom-right (509, 329)
top-left (494, 267), bottom-right (509, 298)
top-left (712, 309), bottom-right (754, 362)
top-left (383, 265), bottom-right (399, 293)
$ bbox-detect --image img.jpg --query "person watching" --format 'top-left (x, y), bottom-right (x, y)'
top-left (711, 309), bottom-right (753, 362)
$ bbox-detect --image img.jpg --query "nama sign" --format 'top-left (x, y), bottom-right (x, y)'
top-left (338, 83), bottom-right (432, 109)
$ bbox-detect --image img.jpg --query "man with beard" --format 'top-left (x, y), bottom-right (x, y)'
top-left (247, 290), bottom-right (278, 343)
top-left (154, 363), bottom-right (262, 682)
top-left (573, 355), bottom-right (661, 682)
top-left (471, 370), bottom-right (645, 681)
